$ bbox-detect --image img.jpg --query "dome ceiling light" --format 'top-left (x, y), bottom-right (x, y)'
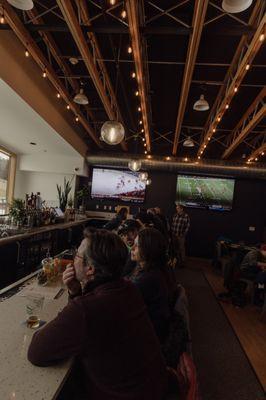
top-left (183, 137), bottom-right (195, 147)
top-left (73, 89), bottom-right (89, 105)
top-left (7, 0), bottom-right (34, 10)
top-left (128, 159), bottom-right (142, 172)
top-left (100, 121), bottom-right (125, 145)
top-left (222, 0), bottom-right (253, 14)
top-left (193, 94), bottom-right (209, 111)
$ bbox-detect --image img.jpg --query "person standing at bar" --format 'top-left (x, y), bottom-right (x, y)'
top-left (171, 204), bottom-right (190, 267)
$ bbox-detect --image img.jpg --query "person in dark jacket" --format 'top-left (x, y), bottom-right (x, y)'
top-left (103, 207), bottom-right (128, 231)
top-left (28, 230), bottom-right (168, 400)
top-left (128, 227), bottom-right (175, 344)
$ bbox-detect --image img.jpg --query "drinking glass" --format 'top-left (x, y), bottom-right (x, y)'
top-left (26, 294), bottom-right (44, 328)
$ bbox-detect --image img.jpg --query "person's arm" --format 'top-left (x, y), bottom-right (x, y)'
top-left (28, 300), bottom-right (86, 367)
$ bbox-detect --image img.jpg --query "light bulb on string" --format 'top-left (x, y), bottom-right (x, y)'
top-left (0, 16), bottom-right (4, 24)
top-left (141, 128), bottom-right (144, 133)
top-left (225, 104), bottom-right (229, 109)
top-left (25, 49), bottom-right (30, 57)
top-left (42, 70), bottom-right (47, 78)
top-left (75, 116), bottom-right (79, 122)
top-left (138, 107), bottom-right (141, 112)
top-left (56, 93), bottom-right (61, 99)
top-left (109, 0), bottom-right (116, 5)
top-left (121, 10), bottom-right (126, 19)
top-left (142, 138), bottom-right (145, 142)
top-left (66, 105), bottom-right (70, 110)
top-left (131, 71), bottom-right (136, 78)
top-left (217, 116), bottom-right (221, 122)
top-left (135, 91), bottom-right (139, 96)
top-left (144, 150), bottom-right (147, 155)
top-left (127, 46), bottom-right (132, 54)
top-left (259, 33), bottom-right (265, 42)
top-left (234, 86), bottom-right (238, 93)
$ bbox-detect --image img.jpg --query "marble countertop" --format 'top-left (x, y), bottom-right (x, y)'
top-left (0, 278), bottom-right (72, 400)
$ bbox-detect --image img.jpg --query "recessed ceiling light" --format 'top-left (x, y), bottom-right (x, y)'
top-left (30, 142), bottom-right (37, 145)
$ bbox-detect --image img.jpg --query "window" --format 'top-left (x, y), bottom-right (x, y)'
top-left (0, 147), bottom-right (16, 215)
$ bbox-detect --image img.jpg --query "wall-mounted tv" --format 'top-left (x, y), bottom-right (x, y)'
top-left (91, 168), bottom-right (146, 203)
top-left (176, 175), bottom-right (235, 211)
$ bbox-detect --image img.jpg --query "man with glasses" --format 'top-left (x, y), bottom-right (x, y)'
top-left (28, 230), bottom-right (168, 400)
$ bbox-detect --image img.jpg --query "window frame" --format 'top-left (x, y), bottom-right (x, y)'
top-left (0, 145), bottom-right (16, 211)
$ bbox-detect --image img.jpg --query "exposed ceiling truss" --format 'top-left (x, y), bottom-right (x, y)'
top-left (172, 0), bottom-right (209, 155)
top-left (198, 2), bottom-right (266, 157)
top-left (126, 0), bottom-right (151, 152)
top-left (56, 0), bottom-right (128, 151)
top-left (222, 88), bottom-right (266, 159)
top-left (247, 133), bottom-right (266, 162)
top-left (0, 0), bottom-right (103, 148)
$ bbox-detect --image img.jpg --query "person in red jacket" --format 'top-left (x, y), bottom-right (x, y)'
top-left (28, 230), bottom-right (168, 400)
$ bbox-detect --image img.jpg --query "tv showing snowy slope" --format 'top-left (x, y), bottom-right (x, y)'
top-left (91, 168), bottom-right (146, 203)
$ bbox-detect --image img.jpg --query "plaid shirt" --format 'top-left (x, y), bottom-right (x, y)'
top-left (171, 212), bottom-right (190, 237)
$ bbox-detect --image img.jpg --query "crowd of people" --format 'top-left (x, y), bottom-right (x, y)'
top-left (27, 204), bottom-right (192, 400)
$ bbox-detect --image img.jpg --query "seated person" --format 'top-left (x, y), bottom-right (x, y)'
top-left (103, 206), bottom-right (128, 231)
top-left (118, 219), bottom-right (141, 276)
top-left (28, 230), bottom-right (168, 400)
top-left (127, 227), bottom-right (175, 344)
top-left (240, 244), bottom-right (266, 282)
top-left (240, 244), bottom-right (266, 305)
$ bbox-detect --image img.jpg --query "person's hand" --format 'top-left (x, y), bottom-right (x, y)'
top-left (62, 264), bottom-right (81, 296)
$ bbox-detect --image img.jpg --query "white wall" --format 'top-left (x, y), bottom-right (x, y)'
top-left (18, 154), bottom-right (87, 175)
top-left (14, 170), bottom-right (76, 207)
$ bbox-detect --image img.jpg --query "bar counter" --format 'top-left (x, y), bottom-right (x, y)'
top-left (0, 273), bottom-right (70, 400)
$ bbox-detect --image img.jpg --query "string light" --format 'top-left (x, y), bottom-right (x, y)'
top-left (245, 64), bottom-right (250, 71)
top-left (204, 144), bottom-right (206, 148)
top-left (56, 93), bottom-right (61, 98)
top-left (75, 116), bottom-right (79, 122)
top-left (121, 10), bottom-right (126, 19)
top-left (138, 106), bottom-right (141, 112)
top-left (200, 150), bottom-right (203, 154)
top-left (109, 0), bottom-right (116, 5)
top-left (217, 116), bottom-right (221, 122)
top-left (131, 72), bottom-right (136, 78)
top-left (144, 150), bottom-right (147, 155)
top-left (255, 157), bottom-right (258, 161)
top-left (42, 70), bottom-right (47, 78)
top-left (234, 86), bottom-right (238, 93)
top-left (184, 157), bottom-right (188, 162)
top-left (225, 104), bottom-right (229, 109)
top-left (259, 33), bottom-right (265, 42)
top-left (141, 128), bottom-right (144, 133)
top-left (166, 156), bottom-right (171, 161)
top-left (198, 156), bottom-right (201, 159)
top-left (147, 155), bottom-right (152, 159)
top-left (0, 16), bottom-right (4, 24)
top-left (142, 137), bottom-right (145, 142)
top-left (144, 143), bottom-right (147, 147)
top-left (212, 128), bottom-right (216, 133)
top-left (25, 49), bottom-right (30, 57)
top-left (261, 152), bottom-right (265, 156)
top-left (127, 46), bottom-right (132, 54)
top-left (139, 120), bottom-right (143, 125)
top-left (208, 137), bottom-right (211, 141)
top-left (135, 91), bottom-right (139, 96)
top-left (66, 105), bottom-right (70, 110)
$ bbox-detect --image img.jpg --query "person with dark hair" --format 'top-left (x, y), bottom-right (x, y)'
top-left (171, 204), bottom-right (190, 267)
top-left (154, 207), bottom-right (169, 233)
top-left (103, 206), bottom-right (128, 231)
top-left (134, 208), bottom-right (153, 228)
top-left (28, 230), bottom-right (168, 400)
top-left (129, 227), bottom-right (175, 343)
top-left (118, 219), bottom-right (141, 276)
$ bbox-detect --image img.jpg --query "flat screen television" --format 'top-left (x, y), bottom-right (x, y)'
top-left (91, 168), bottom-right (146, 203)
top-left (176, 175), bottom-right (235, 211)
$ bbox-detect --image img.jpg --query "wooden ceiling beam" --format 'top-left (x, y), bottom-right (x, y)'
top-left (172, 0), bottom-right (209, 156)
top-left (76, 0), bottom-right (125, 130)
top-left (57, 0), bottom-right (127, 151)
top-left (222, 103), bottom-right (266, 159)
top-left (198, 1), bottom-right (265, 157)
top-left (247, 142), bottom-right (266, 162)
top-left (0, 0), bottom-right (102, 148)
top-left (26, 8), bottom-right (95, 122)
top-left (126, 0), bottom-right (151, 152)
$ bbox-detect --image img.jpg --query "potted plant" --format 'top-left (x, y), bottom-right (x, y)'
top-left (56, 177), bottom-right (73, 212)
top-left (76, 185), bottom-right (90, 212)
top-left (9, 198), bottom-right (26, 227)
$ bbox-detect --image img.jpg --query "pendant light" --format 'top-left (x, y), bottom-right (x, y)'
top-left (139, 172), bottom-right (148, 182)
top-left (100, 121), bottom-right (125, 145)
top-left (146, 178), bottom-right (152, 186)
top-left (73, 89), bottom-right (89, 105)
top-left (7, 0), bottom-right (34, 10)
top-left (128, 159), bottom-right (142, 172)
top-left (222, 0), bottom-right (253, 13)
top-left (183, 136), bottom-right (195, 147)
top-left (193, 94), bottom-right (209, 111)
